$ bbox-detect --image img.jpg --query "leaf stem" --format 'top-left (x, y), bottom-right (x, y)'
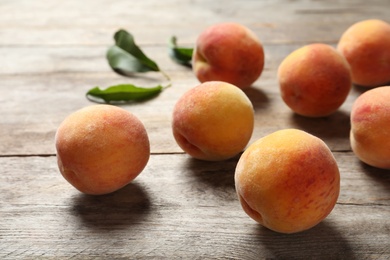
top-left (163, 82), bottom-right (172, 89)
top-left (160, 69), bottom-right (171, 81)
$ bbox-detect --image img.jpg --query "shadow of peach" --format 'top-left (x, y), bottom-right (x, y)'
top-left (183, 155), bottom-right (240, 190)
top-left (180, 155), bottom-right (241, 204)
top-left (244, 86), bottom-right (270, 111)
top-left (69, 182), bottom-right (151, 230)
top-left (359, 161), bottom-right (390, 190)
top-left (352, 82), bottom-right (390, 95)
top-left (289, 110), bottom-right (351, 142)
top-left (246, 220), bottom-right (356, 259)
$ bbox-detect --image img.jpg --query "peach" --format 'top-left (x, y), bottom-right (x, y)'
top-left (350, 86), bottom-right (390, 169)
top-left (235, 129), bottom-right (340, 234)
top-left (192, 22), bottom-right (264, 89)
top-left (172, 81), bottom-right (254, 161)
top-left (55, 104), bottom-right (150, 195)
top-left (337, 19), bottom-right (390, 87)
top-left (278, 43), bottom-right (352, 117)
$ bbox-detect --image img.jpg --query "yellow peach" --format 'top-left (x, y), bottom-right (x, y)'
top-left (235, 129), bottom-right (340, 234)
top-left (172, 81), bottom-right (254, 161)
top-left (278, 43), bottom-right (352, 117)
top-left (337, 19), bottom-right (390, 87)
top-left (55, 104), bottom-right (150, 195)
top-left (192, 22), bottom-right (264, 89)
top-left (350, 86), bottom-right (390, 169)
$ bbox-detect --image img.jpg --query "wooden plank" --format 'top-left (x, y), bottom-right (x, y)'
top-left (0, 43), bottom-right (365, 156)
top-left (1, 153), bottom-right (389, 259)
top-left (2, 0), bottom-right (390, 258)
top-left (1, 0), bottom-right (389, 46)
top-left (0, 71), bottom-right (358, 155)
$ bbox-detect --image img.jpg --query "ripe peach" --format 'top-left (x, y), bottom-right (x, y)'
top-left (337, 19), bottom-right (390, 87)
top-left (55, 105), bottom-right (150, 195)
top-left (350, 86), bottom-right (390, 169)
top-left (235, 129), bottom-right (340, 234)
top-left (192, 22), bottom-right (264, 89)
top-left (278, 43), bottom-right (352, 117)
top-left (172, 81), bottom-right (254, 161)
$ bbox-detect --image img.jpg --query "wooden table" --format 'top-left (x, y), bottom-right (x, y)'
top-left (1, 0), bottom-right (390, 259)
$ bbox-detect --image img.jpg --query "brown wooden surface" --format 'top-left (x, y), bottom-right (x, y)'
top-left (1, 0), bottom-right (390, 259)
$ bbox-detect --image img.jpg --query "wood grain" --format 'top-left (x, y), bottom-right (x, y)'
top-left (1, 154), bottom-right (389, 259)
top-left (0, 45), bottom-right (363, 156)
top-left (1, 0), bottom-right (390, 259)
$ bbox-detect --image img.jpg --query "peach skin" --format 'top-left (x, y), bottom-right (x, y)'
top-left (192, 22), bottom-right (264, 89)
top-left (55, 104), bottom-right (150, 195)
top-left (350, 86), bottom-right (390, 169)
top-left (172, 81), bottom-right (254, 161)
top-left (235, 129), bottom-right (340, 234)
top-left (337, 19), bottom-right (390, 87)
top-left (278, 43), bottom-right (352, 117)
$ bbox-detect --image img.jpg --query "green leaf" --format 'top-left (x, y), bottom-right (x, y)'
top-left (169, 36), bottom-right (194, 67)
top-left (86, 84), bottom-right (164, 103)
top-left (107, 29), bottom-right (160, 76)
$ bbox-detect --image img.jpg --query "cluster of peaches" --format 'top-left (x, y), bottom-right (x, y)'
top-left (55, 19), bottom-right (390, 234)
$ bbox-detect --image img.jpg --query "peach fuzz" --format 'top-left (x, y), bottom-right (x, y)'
top-left (172, 81), bottom-right (254, 161)
top-left (55, 104), bottom-right (150, 195)
top-left (192, 22), bottom-right (264, 89)
top-left (350, 86), bottom-right (390, 169)
top-left (278, 43), bottom-right (352, 117)
top-left (235, 129), bottom-right (340, 234)
top-left (337, 19), bottom-right (390, 87)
